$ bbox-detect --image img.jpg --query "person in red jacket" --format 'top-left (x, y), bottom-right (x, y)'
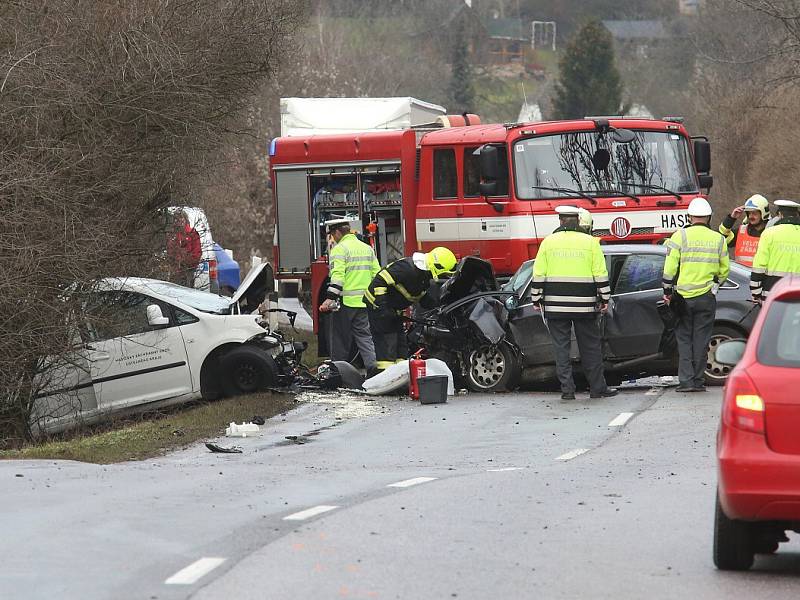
top-left (167, 213), bottom-right (202, 287)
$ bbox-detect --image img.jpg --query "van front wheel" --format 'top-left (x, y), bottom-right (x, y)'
top-left (220, 346), bottom-right (277, 396)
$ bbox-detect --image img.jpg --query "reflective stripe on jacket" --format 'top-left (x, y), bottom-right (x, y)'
top-left (662, 224), bottom-right (729, 299)
top-left (750, 220), bottom-right (800, 298)
top-left (326, 233), bottom-right (380, 308)
top-left (733, 224), bottom-right (761, 266)
top-left (530, 227), bottom-right (610, 319)
top-left (364, 257), bottom-right (432, 311)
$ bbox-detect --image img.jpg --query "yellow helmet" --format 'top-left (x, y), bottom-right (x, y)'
top-left (425, 247), bottom-right (457, 280)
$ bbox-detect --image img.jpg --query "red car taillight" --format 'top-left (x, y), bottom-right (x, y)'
top-left (723, 370), bottom-right (765, 434)
top-left (209, 259), bottom-right (218, 282)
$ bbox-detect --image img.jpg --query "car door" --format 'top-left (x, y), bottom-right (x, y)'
top-left (507, 262), bottom-right (577, 365)
top-left (603, 253), bottom-right (666, 358)
top-left (84, 291), bottom-right (192, 409)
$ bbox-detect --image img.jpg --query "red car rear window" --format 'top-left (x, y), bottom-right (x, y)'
top-left (757, 299), bottom-right (800, 367)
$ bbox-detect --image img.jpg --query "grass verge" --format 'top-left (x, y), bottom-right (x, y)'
top-left (0, 392), bottom-right (296, 464)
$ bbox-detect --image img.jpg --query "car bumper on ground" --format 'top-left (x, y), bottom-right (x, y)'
top-left (718, 424), bottom-right (800, 520)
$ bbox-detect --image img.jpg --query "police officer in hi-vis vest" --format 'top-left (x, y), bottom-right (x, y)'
top-left (531, 205), bottom-right (616, 401)
top-left (750, 199), bottom-right (800, 303)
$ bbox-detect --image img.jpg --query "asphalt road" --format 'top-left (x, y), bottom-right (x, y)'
top-left (2, 384), bottom-right (799, 599)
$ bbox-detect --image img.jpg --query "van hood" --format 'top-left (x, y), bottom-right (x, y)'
top-left (230, 262), bottom-right (274, 314)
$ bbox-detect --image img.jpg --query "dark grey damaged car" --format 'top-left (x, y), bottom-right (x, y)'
top-left (483, 245), bottom-right (758, 391)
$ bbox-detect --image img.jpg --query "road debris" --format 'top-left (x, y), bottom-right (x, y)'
top-left (225, 422), bottom-right (261, 437)
top-left (205, 443), bottom-right (243, 454)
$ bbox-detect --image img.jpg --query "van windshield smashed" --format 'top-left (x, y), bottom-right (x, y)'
top-left (142, 281), bottom-right (230, 313)
top-left (514, 130), bottom-right (698, 200)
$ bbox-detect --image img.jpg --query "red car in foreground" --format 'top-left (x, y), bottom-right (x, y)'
top-left (714, 276), bottom-right (800, 570)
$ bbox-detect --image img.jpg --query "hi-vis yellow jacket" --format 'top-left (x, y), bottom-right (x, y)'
top-left (662, 224), bottom-right (729, 299)
top-left (531, 226), bottom-right (610, 319)
top-left (750, 219), bottom-right (800, 298)
top-left (326, 234), bottom-right (380, 308)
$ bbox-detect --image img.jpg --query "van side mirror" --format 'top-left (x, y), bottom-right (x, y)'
top-left (693, 139), bottom-right (711, 174)
top-left (715, 339), bottom-right (746, 366)
top-left (147, 304), bottom-right (170, 327)
top-left (698, 173), bottom-right (714, 191)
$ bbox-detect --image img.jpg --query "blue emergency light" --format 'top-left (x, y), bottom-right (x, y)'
top-left (269, 138), bottom-right (277, 157)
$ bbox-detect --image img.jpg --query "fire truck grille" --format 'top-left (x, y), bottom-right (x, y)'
top-left (593, 227), bottom-right (654, 238)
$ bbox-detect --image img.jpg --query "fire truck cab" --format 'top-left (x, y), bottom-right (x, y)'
top-left (269, 116), bottom-right (712, 353)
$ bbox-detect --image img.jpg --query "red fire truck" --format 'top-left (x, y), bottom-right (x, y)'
top-left (268, 115), bottom-right (712, 352)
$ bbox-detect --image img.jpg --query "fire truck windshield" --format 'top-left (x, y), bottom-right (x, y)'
top-left (513, 130), bottom-right (698, 200)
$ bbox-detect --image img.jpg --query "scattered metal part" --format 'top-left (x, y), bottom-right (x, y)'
top-left (284, 435), bottom-right (309, 444)
top-left (205, 443), bottom-right (243, 454)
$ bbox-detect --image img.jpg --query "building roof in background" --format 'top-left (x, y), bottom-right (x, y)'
top-left (602, 20), bottom-right (668, 40)
top-left (484, 18), bottom-right (530, 41)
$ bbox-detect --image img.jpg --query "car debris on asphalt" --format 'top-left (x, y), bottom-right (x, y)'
top-left (205, 443), bottom-right (243, 454)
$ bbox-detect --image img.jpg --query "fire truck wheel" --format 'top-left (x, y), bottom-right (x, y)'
top-left (220, 345), bottom-right (277, 396)
top-left (466, 343), bottom-right (520, 393)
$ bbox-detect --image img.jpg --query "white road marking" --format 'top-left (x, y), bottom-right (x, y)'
top-left (387, 476), bottom-right (438, 488)
top-left (487, 467), bottom-right (522, 472)
top-left (645, 388), bottom-right (661, 395)
top-left (165, 557), bottom-right (226, 585)
top-left (555, 448), bottom-right (589, 461)
top-left (608, 412), bottom-right (635, 427)
top-left (283, 505), bottom-right (339, 521)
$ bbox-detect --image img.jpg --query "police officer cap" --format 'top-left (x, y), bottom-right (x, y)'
top-left (555, 205), bottom-right (581, 215)
top-left (774, 199), bottom-right (800, 209)
top-left (324, 218), bottom-right (351, 231)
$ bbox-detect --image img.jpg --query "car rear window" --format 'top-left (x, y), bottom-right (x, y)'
top-left (757, 299), bottom-right (800, 367)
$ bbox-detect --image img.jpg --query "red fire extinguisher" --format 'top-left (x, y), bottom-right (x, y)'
top-left (409, 350), bottom-right (426, 401)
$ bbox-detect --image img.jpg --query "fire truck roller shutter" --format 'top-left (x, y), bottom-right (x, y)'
top-left (275, 170), bottom-right (312, 272)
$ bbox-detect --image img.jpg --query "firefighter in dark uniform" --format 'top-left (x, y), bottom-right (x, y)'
top-left (364, 247), bottom-right (457, 370)
top-left (531, 206), bottom-right (616, 401)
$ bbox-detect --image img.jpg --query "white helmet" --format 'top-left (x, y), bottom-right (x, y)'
top-left (743, 194), bottom-right (769, 219)
top-left (687, 197), bottom-right (713, 217)
top-left (577, 208), bottom-right (593, 231)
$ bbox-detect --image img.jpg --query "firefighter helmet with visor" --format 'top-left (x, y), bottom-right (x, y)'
top-left (743, 194), bottom-right (769, 220)
top-left (425, 247), bottom-right (457, 280)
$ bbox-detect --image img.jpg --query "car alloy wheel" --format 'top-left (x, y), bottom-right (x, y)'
top-left (466, 343), bottom-right (520, 393)
top-left (705, 325), bottom-right (742, 386)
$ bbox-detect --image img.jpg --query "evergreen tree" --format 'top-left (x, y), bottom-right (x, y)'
top-left (552, 20), bottom-right (624, 119)
top-left (448, 16), bottom-right (475, 113)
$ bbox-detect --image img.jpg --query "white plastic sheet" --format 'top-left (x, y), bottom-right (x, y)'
top-left (423, 358), bottom-right (455, 396)
top-left (363, 361), bottom-right (410, 396)
top-left (362, 358), bottom-right (455, 396)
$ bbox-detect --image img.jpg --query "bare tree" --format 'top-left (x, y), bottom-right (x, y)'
top-left (0, 0), bottom-right (306, 444)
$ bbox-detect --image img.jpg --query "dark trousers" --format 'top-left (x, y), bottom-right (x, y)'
top-left (368, 309), bottom-right (407, 367)
top-left (674, 291), bottom-right (716, 388)
top-left (547, 317), bottom-right (608, 395)
top-left (329, 306), bottom-right (377, 370)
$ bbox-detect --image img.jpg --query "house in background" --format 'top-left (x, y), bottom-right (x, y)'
top-left (483, 17), bottom-right (530, 64)
top-left (602, 20), bottom-right (669, 58)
